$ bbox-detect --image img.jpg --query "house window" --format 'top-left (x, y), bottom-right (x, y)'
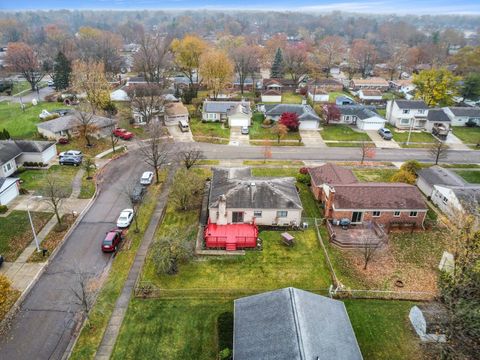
top-left (400, 118), bottom-right (410, 125)
top-left (442, 196), bottom-right (448, 204)
top-left (417, 109), bottom-right (425, 114)
top-left (402, 109), bottom-right (410, 114)
top-left (3, 162), bottom-right (12, 172)
top-left (409, 211), bottom-right (418, 217)
top-left (372, 211), bottom-right (381, 217)
top-left (276, 211), bottom-right (288, 218)
top-left (254, 210), bottom-right (262, 218)
top-left (345, 115), bottom-right (350, 121)
top-left (394, 211), bottom-right (401, 217)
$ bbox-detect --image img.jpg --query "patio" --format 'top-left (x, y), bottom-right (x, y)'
top-left (326, 221), bottom-right (387, 249)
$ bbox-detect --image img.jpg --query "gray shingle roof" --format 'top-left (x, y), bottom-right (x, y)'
top-left (0, 141), bottom-right (22, 165)
top-left (417, 166), bottom-right (466, 187)
top-left (338, 105), bottom-right (380, 120)
top-left (452, 186), bottom-right (480, 214)
top-left (265, 104), bottom-right (321, 122)
top-left (233, 288), bottom-right (363, 360)
top-left (427, 109), bottom-right (450, 122)
top-left (395, 100), bottom-right (429, 110)
top-left (203, 100), bottom-right (251, 114)
top-left (37, 114), bottom-right (116, 133)
top-left (14, 140), bottom-right (55, 153)
top-left (447, 107), bottom-right (480, 117)
top-left (208, 167), bottom-right (302, 210)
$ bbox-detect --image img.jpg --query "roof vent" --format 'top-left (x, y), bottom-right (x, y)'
top-left (250, 182), bottom-right (256, 187)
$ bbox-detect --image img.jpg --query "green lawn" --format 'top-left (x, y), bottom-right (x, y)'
top-left (263, 92), bottom-right (303, 104)
top-left (320, 125), bottom-right (371, 142)
top-left (243, 160), bottom-right (304, 166)
top-left (18, 165), bottom-right (78, 197)
top-left (0, 101), bottom-right (64, 139)
top-left (328, 91), bottom-right (350, 102)
top-left (12, 81), bottom-right (31, 95)
top-left (452, 126), bottom-right (480, 145)
top-left (325, 142), bottom-right (375, 147)
top-left (56, 137), bottom-right (112, 158)
top-left (79, 174), bottom-right (96, 199)
top-left (353, 168), bottom-right (398, 182)
top-left (189, 118), bottom-right (230, 143)
top-left (249, 112), bottom-right (301, 141)
top-left (385, 124), bottom-right (436, 147)
top-left (0, 211), bottom-right (53, 261)
top-left (455, 170), bottom-right (480, 183)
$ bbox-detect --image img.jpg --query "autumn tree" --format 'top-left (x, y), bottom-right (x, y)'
top-left (350, 39), bottom-right (377, 79)
top-left (138, 122), bottom-right (169, 184)
top-left (170, 168), bottom-right (204, 211)
top-left (429, 140), bottom-right (448, 165)
top-left (133, 31), bottom-right (172, 84)
top-left (199, 50), bottom-right (234, 100)
top-left (413, 68), bottom-right (460, 106)
top-left (126, 83), bottom-right (164, 124)
top-left (451, 46), bottom-right (480, 75)
top-left (390, 170), bottom-right (416, 185)
top-left (151, 227), bottom-right (195, 275)
top-left (230, 45), bottom-right (261, 94)
top-left (322, 103), bottom-right (341, 125)
top-left (71, 60), bottom-right (111, 113)
top-left (360, 141), bottom-right (375, 164)
top-left (385, 44), bottom-right (409, 80)
top-left (279, 112), bottom-right (300, 131)
top-left (270, 48), bottom-right (284, 79)
top-left (5, 42), bottom-right (45, 91)
top-left (171, 35), bottom-right (207, 97)
top-left (52, 51), bottom-right (71, 90)
top-left (262, 140), bottom-right (272, 163)
top-left (316, 36), bottom-right (346, 77)
top-left (283, 43), bottom-right (308, 85)
top-left (461, 73), bottom-right (480, 100)
top-left (271, 123), bottom-right (288, 144)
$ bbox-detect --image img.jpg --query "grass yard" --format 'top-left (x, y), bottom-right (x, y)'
top-left (385, 124), bottom-right (436, 147)
top-left (454, 170), bottom-right (480, 184)
top-left (11, 80), bottom-right (31, 95)
top-left (70, 177), bottom-right (167, 360)
top-left (243, 160), bottom-right (304, 166)
top-left (249, 112), bottom-right (301, 141)
top-left (320, 125), bottom-right (371, 142)
top-left (0, 101), bottom-right (64, 139)
top-left (18, 165), bottom-right (78, 197)
top-left (0, 211), bottom-right (53, 261)
top-left (189, 118), bottom-right (230, 143)
top-left (353, 168), bottom-right (398, 182)
top-left (79, 173), bottom-right (96, 199)
top-left (196, 159), bottom-right (220, 165)
top-left (452, 126), bottom-right (480, 145)
top-left (325, 141), bottom-right (374, 147)
top-left (328, 91), bottom-right (350, 102)
top-left (56, 137), bottom-right (112, 158)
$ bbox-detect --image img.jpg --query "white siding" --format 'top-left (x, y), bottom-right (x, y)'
top-left (357, 116), bottom-right (385, 130)
top-left (209, 207), bottom-right (302, 226)
top-left (1, 159), bottom-right (17, 177)
top-left (416, 176), bottom-right (434, 197)
top-left (0, 182), bottom-right (19, 205)
top-left (261, 94), bottom-right (282, 102)
top-left (299, 120), bottom-right (319, 130)
top-left (228, 113), bottom-right (251, 127)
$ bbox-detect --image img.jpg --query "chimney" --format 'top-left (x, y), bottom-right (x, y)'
top-left (249, 182), bottom-right (256, 203)
top-left (325, 186), bottom-right (335, 218)
top-left (217, 195), bottom-right (228, 225)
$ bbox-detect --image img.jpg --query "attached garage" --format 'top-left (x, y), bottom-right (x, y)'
top-left (299, 120), bottom-right (319, 130)
top-left (0, 177), bottom-right (19, 205)
top-left (227, 103), bottom-right (252, 127)
top-left (357, 116), bottom-right (386, 131)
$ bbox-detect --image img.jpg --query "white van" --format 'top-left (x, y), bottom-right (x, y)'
top-left (178, 120), bottom-right (190, 132)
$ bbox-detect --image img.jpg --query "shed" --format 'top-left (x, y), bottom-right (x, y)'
top-left (409, 303), bottom-right (447, 343)
top-left (261, 89), bottom-right (282, 103)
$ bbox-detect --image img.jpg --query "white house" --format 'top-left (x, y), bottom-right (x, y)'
top-left (358, 89), bottom-right (383, 104)
top-left (261, 90), bottom-right (282, 103)
top-left (386, 99), bottom-right (429, 129)
top-left (264, 103), bottom-right (321, 130)
top-left (0, 177), bottom-right (19, 205)
top-left (307, 89), bottom-right (329, 102)
top-left (330, 105), bottom-right (386, 131)
top-left (208, 167), bottom-right (303, 227)
top-left (164, 102), bottom-right (189, 126)
top-left (389, 79), bottom-right (416, 99)
top-left (443, 107), bottom-right (480, 126)
top-left (202, 100), bottom-right (252, 127)
top-left (0, 140), bottom-right (57, 177)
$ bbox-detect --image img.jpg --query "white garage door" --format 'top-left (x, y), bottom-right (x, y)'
top-left (358, 120), bottom-right (384, 131)
top-left (299, 120), bottom-right (319, 130)
top-left (0, 184), bottom-right (19, 205)
top-left (230, 118), bottom-right (249, 127)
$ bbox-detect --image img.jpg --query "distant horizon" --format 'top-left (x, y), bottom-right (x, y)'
top-left (1, 1), bottom-right (480, 16)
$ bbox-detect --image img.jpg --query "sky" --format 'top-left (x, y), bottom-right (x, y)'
top-left (0, 0), bottom-right (480, 15)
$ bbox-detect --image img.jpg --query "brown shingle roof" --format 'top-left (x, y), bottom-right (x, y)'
top-left (262, 89), bottom-right (281, 96)
top-left (333, 183), bottom-right (427, 210)
top-left (308, 163), bottom-right (358, 186)
top-left (165, 102), bottom-right (188, 117)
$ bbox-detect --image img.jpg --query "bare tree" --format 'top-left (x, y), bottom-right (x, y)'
top-left (360, 141), bottom-right (376, 165)
top-left (429, 140), bottom-right (448, 165)
top-left (230, 45), bottom-right (261, 94)
top-left (69, 267), bottom-right (97, 327)
top-left (42, 173), bottom-right (67, 226)
top-left (5, 42), bottom-right (45, 92)
top-left (82, 157), bottom-right (96, 180)
top-left (106, 122), bottom-right (120, 153)
top-left (138, 122), bottom-right (169, 184)
top-left (316, 35), bottom-right (347, 77)
top-left (360, 235), bottom-right (380, 270)
top-left (133, 30), bottom-right (172, 84)
top-left (126, 84), bottom-right (164, 125)
top-left (74, 106), bottom-right (98, 147)
top-left (118, 180), bottom-right (142, 233)
top-left (176, 147), bottom-right (204, 169)
top-left (262, 140), bottom-right (272, 163)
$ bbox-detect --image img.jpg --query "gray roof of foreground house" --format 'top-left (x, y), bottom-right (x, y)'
top-left (447, 107), bottom-right (480, 117)
top-left (427, 109), bottom-right (450, 122)
top-left (338, 105), bottom-right (382, 120)
top-left (37, 114), bottom-right (116, 134)
top-left (417, 166), bottom-right (466, 187)
top-left (395, 99), bottom-right (429, 110)
top-left (452, 186), bottom-right (480, 214)
top-left (203, 100), bottom-right (251, 114)
top-left (0, 140), bottom-right (55, 165)
top-left (264, 104), bottom-right (321, 122)
top-left (208, 167), bottom-right (302, 210)
top-left (233, 287), bottom-right (363, 360)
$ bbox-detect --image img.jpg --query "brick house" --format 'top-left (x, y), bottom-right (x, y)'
top-left (309, 163), bottom-right (427, 227)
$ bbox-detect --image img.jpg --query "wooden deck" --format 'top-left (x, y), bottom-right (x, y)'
top-left (326, 221), bottom-right (388, 249)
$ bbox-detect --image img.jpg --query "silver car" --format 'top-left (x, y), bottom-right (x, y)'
top-left (378, 128), bottom-right (393, 140)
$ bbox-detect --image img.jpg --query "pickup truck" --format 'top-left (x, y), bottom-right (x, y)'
top-left (113, 128), bottom-right (134, 140)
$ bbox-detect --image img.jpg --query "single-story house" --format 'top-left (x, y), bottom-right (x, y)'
top-left (208, 167), bottom-right (303, 227)
top-left (262, 78), bottom-right (297, 92)
top-left (0, 177), bottom-right (19, 205)
top-left (260, 89), bottom-right (282, 103)
top-left (37, 114), bottom-right (117, 140)
top-left (326, 104), bottom-right (386, 131)
top-left (164, 102), bottom-right (189, 126)
top-left (409, 303), bottom-right (447, 343)
top-left (443, 107), bottom-right (480, 126)
top-left (233, 76), bottom-right (262, 91)
top-left (358, 89), bottom-right (384, 105)
top-left (202, 100), bottom-right (252, 127)
top-left (389, 79), bottom-right (416, 98)
top-left (309, 163), bottom-right (427, 227)
top-left (264, 103), bottom-right (321, 130)
top-left (336, 95), bottom-right (356, 106)
top-left (307, 78), bottom-right (343, 92)
top-left (350, 77), bottom-right (389, 91)
top-left (0, 140), bottom-right (57, 177)
top-left (233, 287), bottom-right (363, 360)
top-left (125, 76), bottom-right (147, 86)
top-left (307, 88), bottom-right (329, 102)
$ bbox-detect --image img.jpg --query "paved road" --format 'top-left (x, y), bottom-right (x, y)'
top-left (0, 152), bottom-right (148, 360)
top-left (0, 86), bottom-right (54, 103)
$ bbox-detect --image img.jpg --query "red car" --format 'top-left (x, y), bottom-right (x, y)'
top-left (58, 137), bottom-right (69, 144)
top-left (113, 128), bottom-right (134, 140)
top-left (101, 229), bottom-right (123, 252)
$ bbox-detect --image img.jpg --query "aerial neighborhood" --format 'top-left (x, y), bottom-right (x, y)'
top-left (0, 6), bottom-right (479, 360)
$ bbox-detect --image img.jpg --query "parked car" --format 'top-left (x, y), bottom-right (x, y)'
top-left (140, 171), bottom-right (154, 185)
top-left (57, 137), bottom-right (69, 145)
top-left (59, 155), bottom-right (82, 166)
top-left (101, 229), bottom-right (123, 252)
top-left (59, 150), bottom-right (83, 158)
top-left (241, 126), bottom-right (249, 135)
top-left (178, 120), bottom-right (190, 133)
top-left (131, 184), bottom-right (146, 203)
top-left (47, 80), bottom-right (55, 87)
top-left (39, 109), bottom-right (53, 120)
top-left (113, 128), bottom-right (134, 140)
top-left (52, 109), bottom-right (72, 116)
top-left (378, 127), bottom-right (393, 140)
top-left (116, 209), bottom-right (134, 228)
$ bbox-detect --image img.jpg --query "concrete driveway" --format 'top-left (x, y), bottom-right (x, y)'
top-left (444, 132), bottom-right (470, 150)
top-left (229, 126), bottom-right (250, 146)
top-left (300, 130), bottom-right (326, 147)
top-left (366, 130), bottom-right (401, 149)
top-left (167, 124), bottom-right (193, 142)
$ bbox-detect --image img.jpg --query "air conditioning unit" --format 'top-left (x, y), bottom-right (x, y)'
top-left (301, 222), bottom-right (309, 229)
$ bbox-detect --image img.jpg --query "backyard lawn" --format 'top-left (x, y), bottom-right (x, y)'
top-left (353, 168), bottom-right (398, 182)
top-left (110, 297), bottom-right (422, 360)
top-left (452, 126), bottom-right (480, 146)
top-left (320, 125), bottom-right (371, 142)
top-left (263, 92), bottom-right (303, 104)
top-left (0, 101), bottom-right (64, 138)
top-left (18, 165), bottom-right (78, 197)
top-left (249, 112), bottom-right (301, 141)
top-left (189, 118), bottom-right (230, 144)
top-left (386, 125), bottom-right (436, 147)
top-left (455, 169), bottom-right (480, 183)
top-left (328, 91), bottom-right (351, 102)
top-left (0, 210), bottom-right (53, 261)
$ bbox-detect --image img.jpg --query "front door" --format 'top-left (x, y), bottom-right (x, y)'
top-left (232, 211), bottom-right (244, 223)
top-left (351, 212), bottom-right (363, 223)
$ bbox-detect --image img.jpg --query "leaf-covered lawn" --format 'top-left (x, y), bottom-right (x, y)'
top-left (249, 112), bottom-right (301, 141)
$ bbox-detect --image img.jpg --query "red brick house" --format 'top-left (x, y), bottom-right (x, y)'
top-left (309, 163), bottom-right (427, 228)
